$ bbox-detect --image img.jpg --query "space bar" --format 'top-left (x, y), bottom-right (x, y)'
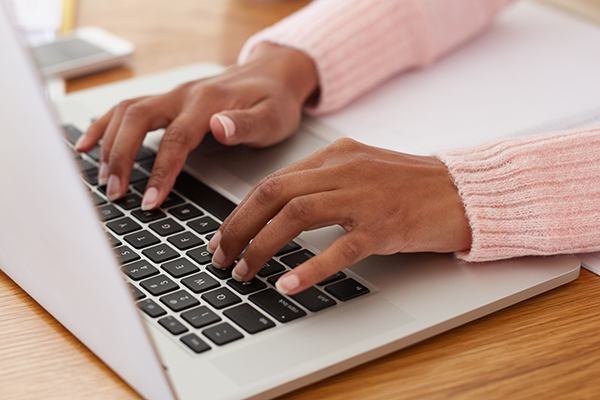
top-left (173, 172), bottom-right (237, 222)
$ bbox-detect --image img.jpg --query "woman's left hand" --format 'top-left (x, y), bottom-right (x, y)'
top-left (207, 138), bottom-right (472, 295)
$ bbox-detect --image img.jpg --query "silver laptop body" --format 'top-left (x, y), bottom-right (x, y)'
top-left (0, 3), bottom-right (580, 400)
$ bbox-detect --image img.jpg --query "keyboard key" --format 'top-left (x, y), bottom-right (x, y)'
top-left (98, 204), bottom-right (124, 222)
top-left (161, 192), bottom-right (184, 208)
top-left (203, 322), bottom-right (243, 346)
top-left (181, 306), bottom-right (221, 329)
top-left (158, 316), bottom-right (188, 335)
top-left (82, 168), bottom-right (99, 186)
top-left (98, 186), bottom-right (131, 196)
top-left (114, 193), bottom-right (142, 210)
top-left (187, 216), bottom-right (219, 235)
top-left (87, 146), bottom-right (101, 161)
top-left (106, 217), bottom-right (142, 235)
top-left (115, 245), bottom-right (140, 264)
top-left (162, 258), bottom-right (200, 278)
top-left (181, 272), bottom-right (220, 294)
top-left (78, 158), bottom-right (96, 172)
top-left (167, 231), bottom-right (203, 250)
top-left (227, 278), bottom-right (267, 295)
top-left (187, 245), bottom-right (212, 265)
top-left (132, 179), bottom-right (148, 194)
top-left (266, 272), bottom-right (286, 286)
top-left (63, 124), bottom-right (83, 144)
top-left (290, 287), bottom-right (336, 312)
top-left (127, 283), bottom-right (146, 300)
top-left (169, 204), bottom-right (203, 221)
top-left (174, 172), bottom-right (237, 222)
top-left (129, 169), bottom-right (148, 183)
top-left (317, 272), bottom-right (347, 286)
top-left (257, 259), bottom-right (286, 278)
top-left (140, 275), bottom-right (179, 296)
top-left (135, 146), bottom-right (155, 162)
top-left (106, 232), bottom-right (121, 247)
top-left (180, 334), bottom-right (211, 354)
top-left (224, 304), bottom-right (275, 334)
top-left (131, 208), bottom-right (166, 223)
top-left (137, 298), bottom-right (167, 318)
top-left (325, 279), bottom-right (370, 301)
top-left (275, 241), bottom-right (301, 256)
top-left (139, 159), bottom-right (154, 172)
top-left (149, 218), bottom-right (184, 237)
top-left (92, 192), bottom-right (107, 206)
top-left (249, 289), bottom-right (306, 323)
top-left (160, 290), bottom-right (200, 312)
top-left (124, 230), bottom-right (161, 249)
top-left (122, 259), bottom-right (159, 281)
top-left (280, 250), bottom-right (314, 269)
top-left (202, 287), bottom-right (241, 310)
top-left (206, 264), bottom-right (232, 280)
top-left (142, 243), bottom-right (179, 264)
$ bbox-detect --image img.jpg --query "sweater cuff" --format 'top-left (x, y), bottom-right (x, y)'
top-left (436, 129), bottom-right (600, 262)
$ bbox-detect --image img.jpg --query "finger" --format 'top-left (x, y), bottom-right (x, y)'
top-left (141, 112), bottom-right (209, 210)
top-left (75, 107), bottom-right (116, 152)
top-left (105, 97), bottom-right (173, 201)
top-left (209, 98), bottom-right (298, 147)
top-left (210, 168), bottom-right (339, 269)
top-left (231, 191), bottom-right (345, 282)
top-left (276, 233), bottom-right (369, 296)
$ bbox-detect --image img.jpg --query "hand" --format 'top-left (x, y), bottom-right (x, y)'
top-left (207, 138), bottom-right (472, 295)
top-left (74, 43), bottom-right (318, 208)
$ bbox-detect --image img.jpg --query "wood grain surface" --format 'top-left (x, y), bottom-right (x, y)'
top-left (2, 0), bottom-right (600, 399)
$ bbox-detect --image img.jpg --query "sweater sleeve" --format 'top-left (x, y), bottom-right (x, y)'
top-left (436, 129), bottom-right (600, 262)
top-left (238, 0), bottom-right (515, 115)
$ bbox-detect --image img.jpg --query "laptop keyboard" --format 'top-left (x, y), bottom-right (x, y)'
top-left (64, 124), bottom-right (372, 354)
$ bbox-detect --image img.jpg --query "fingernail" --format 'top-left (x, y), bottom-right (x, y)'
top-left (98, 162), bottom-right (109, 186)
top-left (106, 174), bottom-right (121, 201)
top-left (207, 230), bottom-right (221, 254)
top-left (232, 259), bottom-right (248, 282)
top-left (141, 187), bottom-right (158, 211)
top-left (276, 274), bottom-right (299, 295)
top-left (211, 245), bottom-right (226, 268)
top-left (74, 134), bottom-right (86, 151)
top-left (216, 114), bottom-right (236, 138)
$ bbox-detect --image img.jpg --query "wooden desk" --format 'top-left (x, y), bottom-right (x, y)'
top-left (2, 1), bottom-right (600, 399)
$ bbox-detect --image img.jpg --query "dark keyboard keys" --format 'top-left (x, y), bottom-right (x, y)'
top-left (98, 204), bottom-right (124, 222)
top-left (187, 216), bottom-right (219, 235)
top-left (169, 204), bottom-right (203, 221)
top-left (131, 208), bottom-right (166, 223)
top-left (106, 217), bottom-right (142, 235)
top-left (257, 259), bottom-right (286, 278)
top-left (78, 158), bottom-right (96, 172)
top-left (206, 265), bottom-right (232, 280)
top-left (129, 169), bottom-right (148, 183)
top-left (115, 245), bottom-right (140, 264)
top-left (139, 159), bottom-right (154, 172)
top-left (227, 278), bottom-right (267, 295)
top-left (162, 258), bottom-right (200, 278)
top-left (325, 278), bottom-right (370, 301)
top-left (149, 218), bottom-right (184, 237)
top-left (290, 287), bottom-right (336, 312)
top-left (127, 283), bottom-right (146, 300)
top-left (161, 192), bottom-right (184, 209)
top-left (181, 306), bottom-right (221, 329)
top-left (92, 192), bottom-right (107, 206)
top-left (275, 241), bottom-right (301, 256)
top-left (317, 272), bottom-right (347, 286)
top-left (82, 168), bottom-right (99, 185)
top-left (280, 250), bottom-right (314, 269)
top-left (142, 243), bottom-right (179, 263)
top-left (167, 231), bottom-right (203, 250)
top-left (160, 290), bottom-right (200, 312)
top-left (158, 316), bottom-right (188, 335)
top-left (124, 230), bottom-right (161, 249)
top-left (114, 193), bottom-right (142, 210)
top-left (181, 272), bottom-right (220, 294)
top-left (174, 172), bottom-right (237, 222)
top-left (140, 275), bottom-right (179, 296)
top-left (202, 287), bottom-right (241, 310)
top-left (187, 245), bottom-right (212, 265)
top-left (223, 304), bottom-right (275, 334)
top-left (106, 232), bottom-right (121, 247)
top-left (249, 289), bottom-right (306, 323)
top-left (266, 272), bottom-right (286, 286)
top-left (180, 334), bottom-right (211, 354)
top-left (122, 259), bottom-right (159, 281)
top-left (203, 323), bottom-right (243, 346)
top-left (137, 299), bottom-right (167, 318)
top-left (135, 147), bottom-right (155, 162)
top-left (63, 124), bottom-right (83, 144)
top-left (87, 146), bottom-right (101, 161)
top-left (132, 179), bottom-right (148, 194)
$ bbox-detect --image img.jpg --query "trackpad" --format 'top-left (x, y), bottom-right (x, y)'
top-left (211, 296), bottom-right (414, 386)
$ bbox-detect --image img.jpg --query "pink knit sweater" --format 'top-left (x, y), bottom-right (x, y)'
top-left (239, 0), bottom-right (600, 262)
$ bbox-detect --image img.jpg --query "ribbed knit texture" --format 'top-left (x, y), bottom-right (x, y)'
top-left (239, 0), bottom-right (514, 114)
top-left (437, 129), bottom-right (600, 262)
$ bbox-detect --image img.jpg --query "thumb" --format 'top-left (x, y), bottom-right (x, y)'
top-left (209, 101), bottom-right (299, 147)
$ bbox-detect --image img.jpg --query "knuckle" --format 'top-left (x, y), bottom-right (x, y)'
top-left (331, 137), bottom-right (362, 152)
top-left (338, 236), bottom-right (365, 262)
top-left (116, 99), bottom-right (136, 112)
top-left (190, 82), bottom-right (226, 101)
top-left (124, 102), bottom-right (152, 119)
top-left (162, 123), bottom-right (190, 149)
top-left (147, 165), bottom-right (171, 184)
top-left (284, 197), bottom-right (314, 225)
top-left (255, 176), bottom-right (284, 205)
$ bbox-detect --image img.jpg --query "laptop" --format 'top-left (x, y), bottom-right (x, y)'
top-left (0, 3), bottom-right (581, 400)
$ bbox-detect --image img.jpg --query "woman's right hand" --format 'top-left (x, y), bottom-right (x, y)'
top-left (75, 42), bottom-right (319, 210)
